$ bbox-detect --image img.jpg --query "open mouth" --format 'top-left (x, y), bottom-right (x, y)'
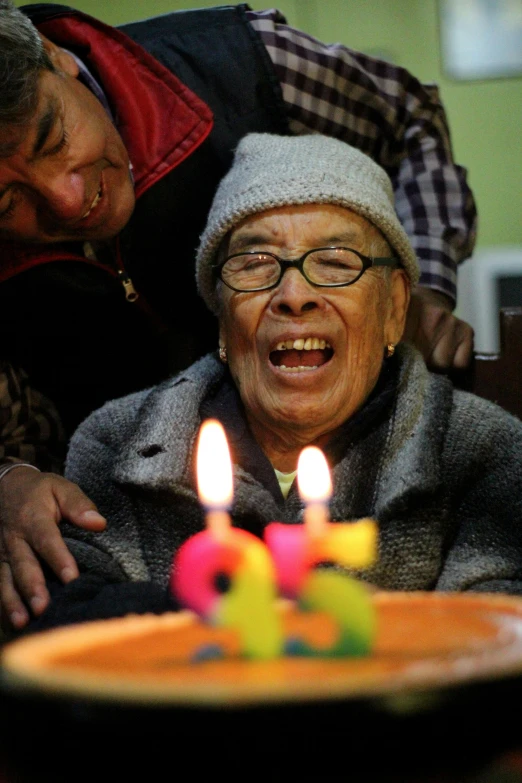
top-left (81, 185), bottom-right (103, 221)
top-left (269, 337), bottom-right (334, 372)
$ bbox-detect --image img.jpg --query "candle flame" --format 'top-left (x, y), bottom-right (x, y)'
top-left (297, 446), bottom-right (332, 504)
top-left (197, 419), bottom-right (233, 509)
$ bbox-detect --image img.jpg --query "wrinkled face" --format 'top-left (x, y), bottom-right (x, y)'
top-left (218, 204), bottom-right (409, 453)
top-left (0, 38), bottom-right (135, 244)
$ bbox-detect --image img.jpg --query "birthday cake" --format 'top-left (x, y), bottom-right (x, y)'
top-left (4, 428), bottom-right (522, 707)
top-left (4, 591), bottom-right (522, 707)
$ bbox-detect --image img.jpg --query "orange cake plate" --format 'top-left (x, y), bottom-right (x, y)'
top-left (3, 591), bottom-right (522, 708)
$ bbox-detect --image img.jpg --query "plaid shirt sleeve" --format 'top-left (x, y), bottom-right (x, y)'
top-left (0, 360), bottom-right (66, 474)
top-left (248, 9), bottom-right (478, 305)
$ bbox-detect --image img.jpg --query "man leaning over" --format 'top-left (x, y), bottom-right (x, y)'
top-left (0, 1), bottom-right (476, 629)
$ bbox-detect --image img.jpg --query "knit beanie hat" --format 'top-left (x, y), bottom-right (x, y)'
top-left (196, 133), bottom-right (420, 314)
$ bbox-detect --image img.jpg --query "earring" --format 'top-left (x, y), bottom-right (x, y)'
top-left (219, 346), bottom-right (228, 364)
top-left (386, 343), bottom-right (395, 358)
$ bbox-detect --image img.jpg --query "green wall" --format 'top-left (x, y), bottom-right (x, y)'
top-left (16, 0), bottom-right (522, 250)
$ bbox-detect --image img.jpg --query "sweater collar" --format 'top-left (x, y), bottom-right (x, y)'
top-left (332, 344), bottom-right (454, 519)
top-left (199, 354), bottom-right (401, 504)
top-left (113, 354), bottom-right (223, 494)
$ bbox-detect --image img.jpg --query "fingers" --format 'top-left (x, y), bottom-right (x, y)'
top-left (0, 517), bottom-right (81, 632)
top-left (53, 481), bottom-right (107, 532)
top-left (404, 288), bottom-right (474, 371)
top-left (0, 538), bottom-right (52, 630)
top-left (11, 513), bottom-right (81, 586)
top-left (451, 324), bottom-right (474, 369)
top-left (0, 561), bottom-right (30, 630)
top-left (0, 470), bottom-right (105, 630)
top-left (428, 318), bottom-right (474, 370)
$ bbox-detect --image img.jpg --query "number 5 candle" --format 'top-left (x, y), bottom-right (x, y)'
top-left (264, 446), bottom-right (377, 656)
top-left (170, 419), bottom-right (283, 659)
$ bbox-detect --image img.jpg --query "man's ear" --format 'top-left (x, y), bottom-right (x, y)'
top-left (40, 34), bottom-right (80, 78)
top-left (386, 268), bottom-right (411, 345)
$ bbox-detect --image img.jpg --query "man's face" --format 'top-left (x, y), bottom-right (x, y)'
top-left (0, 39), bottom-right (135, 244)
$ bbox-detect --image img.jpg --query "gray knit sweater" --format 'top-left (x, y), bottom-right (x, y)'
top-left (54, 343), bottom-right (522, 605)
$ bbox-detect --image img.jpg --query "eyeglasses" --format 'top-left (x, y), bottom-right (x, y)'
top-left (212, 247), bottom-right (400, 292)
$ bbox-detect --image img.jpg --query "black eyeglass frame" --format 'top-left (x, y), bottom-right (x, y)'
top-left (212, 247), bottom-right (400, 292)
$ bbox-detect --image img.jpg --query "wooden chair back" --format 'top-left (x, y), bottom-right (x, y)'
top-left (449, 307), bottom-right (522, 419)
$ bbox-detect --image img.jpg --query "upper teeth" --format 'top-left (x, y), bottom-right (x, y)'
top-left (82, 188), bottom-right (101, 219)
top-left (274, 338), bottom-right (330, 351)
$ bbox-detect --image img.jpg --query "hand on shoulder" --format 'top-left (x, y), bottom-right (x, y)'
top-left (404, 287), bottom-right (474, 370)
top-left (0, 467), bottom-right (106, 631)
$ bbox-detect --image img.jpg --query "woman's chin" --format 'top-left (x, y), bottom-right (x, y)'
top-left (267, 405), bottom-right (337, 436)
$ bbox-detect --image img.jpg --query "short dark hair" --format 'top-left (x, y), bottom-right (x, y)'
top-left (0, 1), bottom-right (55, 130)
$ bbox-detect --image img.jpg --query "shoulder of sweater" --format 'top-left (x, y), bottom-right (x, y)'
top-left (394, 344), bottom-right (522, 440)
top-left (69, 386), bottom-right (154, 453)
top-left (450, 387), bottom-right (522, 440)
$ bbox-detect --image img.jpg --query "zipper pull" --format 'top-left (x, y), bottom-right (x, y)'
top-left (117, 270), bottom-right (139, 302)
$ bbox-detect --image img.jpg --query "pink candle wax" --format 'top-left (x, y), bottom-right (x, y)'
top-left (264, 517), bottom-right (377, 597)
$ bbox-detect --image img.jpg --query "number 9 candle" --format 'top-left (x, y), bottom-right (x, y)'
top-left (264, 446), bottom-right (377, 656)
top-left (170, 419), bottom-right (283, 659)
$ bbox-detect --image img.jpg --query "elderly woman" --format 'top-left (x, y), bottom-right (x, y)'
top-left (22, 133), bottom-right (522, 631)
